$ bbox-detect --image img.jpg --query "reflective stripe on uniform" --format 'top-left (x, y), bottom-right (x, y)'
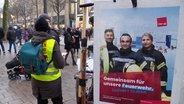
top-left (102, 47), bottom-right (109, 73)
top-left (157, 62), bottom-right (166, 70)
top-left (44, 70), bottom-right (59, 75)
top-left (112, 57), bottom-right (135, 63)
top-left (161, 81), bottom-right (167, 86)
top-left (150, 62), bottom-right (155, 72)
top-left (48, 64), bottom-right (54, 68)
top-left (31, 70), bottom-right (61, 81)
top-left (140, 61), bottom-right (147, 70)
top-left (109, 61), bottom-right (113, 69)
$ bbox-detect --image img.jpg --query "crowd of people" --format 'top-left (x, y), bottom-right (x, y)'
top-left (0, 13), bottom-right (93, 104)
top-left (0, 25), bottom-right (34, 54)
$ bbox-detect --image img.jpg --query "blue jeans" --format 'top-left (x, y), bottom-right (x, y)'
top-left (8, 40), bottom-right (17, 53)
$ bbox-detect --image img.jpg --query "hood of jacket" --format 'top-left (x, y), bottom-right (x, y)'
top-left (31, 31), bottom-right (53, 46)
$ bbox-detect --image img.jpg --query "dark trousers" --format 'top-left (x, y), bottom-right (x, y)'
top-left (16, 38), bottom-right (22, 45)
top-left (8, 40), bottom-right (17, 53)
top-left (37, 95), bottom-right (63, 104)
top-left (65, 48), bottom-right (76, 64)
top-left (0, 40), bottom-right (5, 52)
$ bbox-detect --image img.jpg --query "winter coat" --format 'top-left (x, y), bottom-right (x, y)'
top-left (112, 47), bottom-right (148, 72)
top-left (100, 42), bottom-right (119, 73)
top-left (64, 31), bottom-right (73, 50)
top-left (7, 28), bottom-right (16, 41)
top-left (48, 29), bottom-right (60, 45)
top-left (137, 45), bottom-right (168, 87)
top-left (31, 31), bottom-right (65, 99)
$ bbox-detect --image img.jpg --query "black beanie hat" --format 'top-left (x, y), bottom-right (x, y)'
top-left (39, 13), bottom-right (51, 21)
top-left (34, 17), bottom-right (50, 32)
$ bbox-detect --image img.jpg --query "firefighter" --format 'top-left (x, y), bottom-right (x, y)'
top-left (100, 29), bottom-right (119, 73)
top-left (112, 33), bottom-right (148, 72)
top-left (137, 33), bottom-right (169, 100)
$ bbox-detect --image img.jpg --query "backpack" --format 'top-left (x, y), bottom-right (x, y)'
top-left (18, 41), bottom-right (51, 75)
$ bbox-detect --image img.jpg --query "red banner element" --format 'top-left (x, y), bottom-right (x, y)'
top-left (157, 17), bottom-right (167, 27)
top-left (100, 72), bottom-right (161, 104)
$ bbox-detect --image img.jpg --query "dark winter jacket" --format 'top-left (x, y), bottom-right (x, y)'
top-left (15, 28), bottom-right (22, 39)
top-left (137, 45), bottom-right (168, 85)
top-left (73, 30), bottom-right (81, 49)
top-left (106, 42), bottom-right (119, 72)
top-left (112, 47), bottom-right (148, 72)
top-left (64, 31), bottom-right (73, 50)
top-left (48, 29), bottom-right (60, 45)
top-left (7, 27), bottom-right (16, 41)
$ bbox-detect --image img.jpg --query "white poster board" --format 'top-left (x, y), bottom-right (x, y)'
top-left (93, 0), bottom-right (184, 104)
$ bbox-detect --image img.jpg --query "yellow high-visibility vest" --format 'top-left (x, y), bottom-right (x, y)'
top-left (31, 39), bottom-right (61, 81)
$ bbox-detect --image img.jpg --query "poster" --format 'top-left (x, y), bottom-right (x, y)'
top-left (94, 0), bottom-right (182, 104)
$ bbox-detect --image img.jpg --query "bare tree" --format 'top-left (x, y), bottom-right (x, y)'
top-left (9, 0), bottom-right (21, 24)
top-left (3, 0), bottom-right (8, 40)
top-left (8, 0), bottom-right (66, 28)
top-left (24, 0), bottom-right (44, 23)
top-left (49, 0), bottom-right (65, 29)
top-left (9, 0), bottom-right (37, 27)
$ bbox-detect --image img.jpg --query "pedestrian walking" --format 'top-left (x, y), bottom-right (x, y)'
top-left (22, 28), bottom-right (29, 43)
top-left (15, 26), bottom-right (22, 46)
top-left (0, 27), bottom-right (5, 54)
top-left (7, 26), bottom-right (17, 53)
top-left (64, 28), bottom-right (77, 65)
top-left (27, 25), bottom-right (34, 40)
top-left (73, 28), bottom-right (81, 57)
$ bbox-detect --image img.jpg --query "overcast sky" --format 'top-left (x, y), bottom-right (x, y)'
top-left (0, 0), bottom-right (4, 9)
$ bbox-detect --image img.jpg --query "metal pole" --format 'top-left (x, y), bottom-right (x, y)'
top-left (36, 0), bottom-right (38, 18)
top-left (65, 0), bottom-right (70, 27)
top-left (78, 3), bottom-right (94, 104)
top-left (78, 7), bottom-right (87, 104)
top-left (75, 2), bottom-right (77, 28)
top-left (24, 0), bottom-right (27, 28)
top-left (43, 0), bottom-right (47, 13)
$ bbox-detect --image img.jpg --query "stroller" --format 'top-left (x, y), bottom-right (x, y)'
top-left (5, 55), bottom-right (31, 80)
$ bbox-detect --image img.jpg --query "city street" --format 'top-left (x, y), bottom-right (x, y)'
top-left (0, 40), bottom-right (79, 104)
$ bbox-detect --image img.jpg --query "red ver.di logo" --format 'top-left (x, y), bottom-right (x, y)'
top-left (157, 17), bottom-right (167, 27)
